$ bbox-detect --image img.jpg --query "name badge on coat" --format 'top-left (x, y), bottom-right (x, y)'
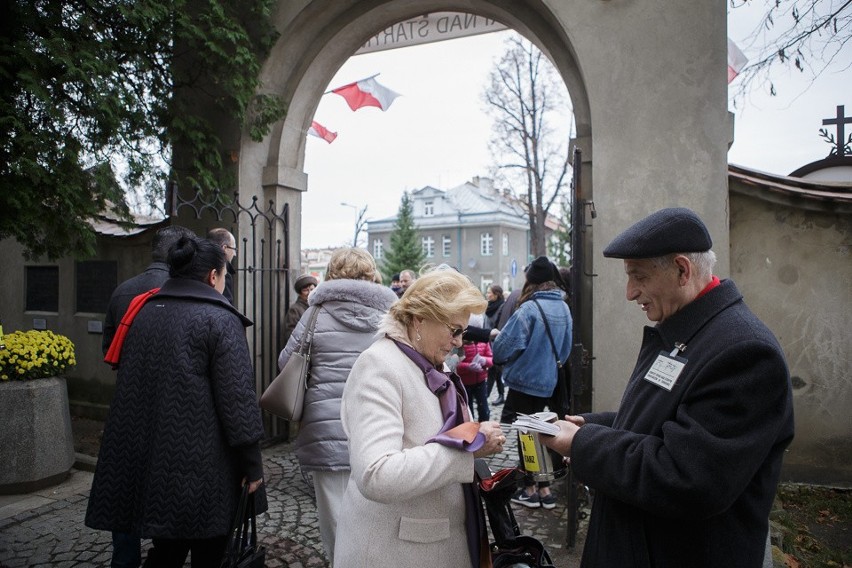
top-left (643, 351), bottom-right (686, 391)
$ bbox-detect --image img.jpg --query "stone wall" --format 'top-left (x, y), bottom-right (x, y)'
top-left (730, 190), bottom-right (852, 485)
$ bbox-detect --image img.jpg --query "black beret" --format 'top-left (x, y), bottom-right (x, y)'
top-left (603, 207), bottom-right (712, 259)
top-left (525, 256), bottom-right (558, 284)
top-left (294, 274), bottom-right (318, 292)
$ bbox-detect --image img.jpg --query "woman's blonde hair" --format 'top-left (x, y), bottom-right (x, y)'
top-left (388, 266), bottom-right (486, 327)
top-left (326, 248), bottom-right (378, 282)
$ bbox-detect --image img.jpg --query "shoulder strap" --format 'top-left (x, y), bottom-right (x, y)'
top-left (104, 287), bottom-right (161, 367)
top-left (296, 305), bottom-right (322, 356)
top-left (532, 299), bottom-right (563, 367)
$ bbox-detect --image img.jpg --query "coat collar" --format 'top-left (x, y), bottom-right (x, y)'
top-left (309, 278), bottom-right (398, 310)
top-left (145, 261), bottom-right (170, 273)
top-left (156, 278), bottom-right (253, 327)
top-left (654, 279), bottom-right (742, 348)
top-left (379, 314), bottom-right (412, 346)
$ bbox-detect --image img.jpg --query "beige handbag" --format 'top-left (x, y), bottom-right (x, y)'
top-left (260, 306), bottom-right (321, 421)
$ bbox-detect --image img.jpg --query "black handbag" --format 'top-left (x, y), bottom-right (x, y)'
top-left (476, 462), bottom-right (555, 568)
top-left (492, 535), bottom-right (555, 568)
top-left (220, 485), bottom-right (266, 568)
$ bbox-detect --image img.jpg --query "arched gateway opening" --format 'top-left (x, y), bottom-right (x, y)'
top-left (242, 1), bottom-right (596, 429)
top-left (233, 0), bottom-right (730, 434)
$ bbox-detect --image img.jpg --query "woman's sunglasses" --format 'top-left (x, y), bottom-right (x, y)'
top-left (443, 322), bottom-right (467, 338)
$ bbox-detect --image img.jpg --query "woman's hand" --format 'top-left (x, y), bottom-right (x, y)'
top-left (474, 421), bottom-right (506, 458)
top-left (242, 477), bottom-right (264, 494)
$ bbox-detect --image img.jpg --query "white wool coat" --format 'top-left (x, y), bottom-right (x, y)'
top-left (333, 317), bottom-right (475, 568)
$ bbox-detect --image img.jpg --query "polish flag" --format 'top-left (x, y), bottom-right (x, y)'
top-left (331, 76), bottom-right (400, 112)
top-left (308, 121), bottom-right (337, 143)
top-left (727, 37), bottom-right (748, 84)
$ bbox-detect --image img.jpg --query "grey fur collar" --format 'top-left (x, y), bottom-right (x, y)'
top-left (309, 278), bottom-right (398, 311)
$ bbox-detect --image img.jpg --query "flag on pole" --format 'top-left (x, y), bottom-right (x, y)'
top-left (308, 121), bottom-right (337, 143)
top-left (331, 76), bottom-right (400, 111)
top-left (727, 38), bottom-right (748, 84)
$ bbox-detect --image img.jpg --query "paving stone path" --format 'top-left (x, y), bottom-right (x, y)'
top-left (0, 409), bottom-right (587, 567)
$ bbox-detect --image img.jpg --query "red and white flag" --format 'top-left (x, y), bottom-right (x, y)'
top-left (308, 121), bottom-right (337, 144)
top-left (727, 37), bottom-right (748, 84)
top-left (331, 76), bottom-right (400, 112)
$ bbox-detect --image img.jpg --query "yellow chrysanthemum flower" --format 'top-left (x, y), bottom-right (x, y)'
top-left (0, 330), bottom-right (76, 381)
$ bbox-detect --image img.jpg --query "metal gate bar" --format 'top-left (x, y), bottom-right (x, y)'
top-left (167, 183), bottom-right (290, 438)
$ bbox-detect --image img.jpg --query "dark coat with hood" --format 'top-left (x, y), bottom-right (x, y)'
top-left (572, 279), bottom-right (794, 568)
top-left (85, 278), bottom-right (266, 539)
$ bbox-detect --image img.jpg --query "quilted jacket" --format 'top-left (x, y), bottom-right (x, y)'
top-left (101, 261), bottom-right (170, 353)
top-left (85, 278), bottom-right (266, 539)
top-left (277, 278), bottom-right (398, 471)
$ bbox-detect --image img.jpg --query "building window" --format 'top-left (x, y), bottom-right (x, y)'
top-left (480, 232), bottom-right (493, 256)
top-left (442, 235), bottom-right (452, 257)
top-left (76, 260), bottom-right (118, 313)
top-left (424, 200), bottom-right (434, 216)
top-left (480, 277), bottom-right (493, 295)
top-left (25, 266), bottom-right (59, 312)
top-left (422, 236), bottom-right (435, 258)
top-left (502, 233), bottom-right (509, 256)
top-left (373, 239), bottom-right (383, 259)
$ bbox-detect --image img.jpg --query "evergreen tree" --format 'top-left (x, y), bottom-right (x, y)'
top-left (381, 192), bottom-right (426, 277)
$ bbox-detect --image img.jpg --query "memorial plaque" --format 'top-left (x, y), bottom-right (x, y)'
top-left (25, 266), bottom-right (59, 312)
top-left (76, 261), bottom-right (117, 313)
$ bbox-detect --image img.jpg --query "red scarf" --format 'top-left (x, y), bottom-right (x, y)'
top-left (696, 275), bottom-right (721, 300)
top-left (104, 288), bottom-right (160, 368)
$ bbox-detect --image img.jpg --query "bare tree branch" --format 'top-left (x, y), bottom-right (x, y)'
top-left (730, 0), bottom-right (852, 100)
top-left (482, 34), bottom-right (575, 256)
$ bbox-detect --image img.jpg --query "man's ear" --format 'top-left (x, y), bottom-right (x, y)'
top-left (673, 255), bottom-right (692, 286)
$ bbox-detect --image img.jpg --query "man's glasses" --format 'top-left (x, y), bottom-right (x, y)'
top-left (225, 245), bottom-right (238, 252)
top-left (443, 322), bottom-right (467, 338)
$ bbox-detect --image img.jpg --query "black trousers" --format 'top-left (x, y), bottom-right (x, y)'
top-left (486, 364), bottom-right (504, 398)
top-left (142, 535), bottom-right (228, 568)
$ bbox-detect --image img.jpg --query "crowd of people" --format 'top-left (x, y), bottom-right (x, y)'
top-left (85, 206), bottom-right (793, 568)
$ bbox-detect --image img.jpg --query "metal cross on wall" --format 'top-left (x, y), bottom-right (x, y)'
top-left (822, 105), bottom-right (852, 157)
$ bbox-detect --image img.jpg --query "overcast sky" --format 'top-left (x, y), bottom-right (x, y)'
top-left (301, 4), bottom-right (851, 249)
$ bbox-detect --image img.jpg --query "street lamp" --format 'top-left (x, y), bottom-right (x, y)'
top-left (341, 202), bottom-right (369, 247)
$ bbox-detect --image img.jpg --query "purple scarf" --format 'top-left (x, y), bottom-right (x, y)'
top-left (391, 338), bottom-right (487, 568)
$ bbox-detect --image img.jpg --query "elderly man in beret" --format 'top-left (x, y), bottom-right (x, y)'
top-left (284, 274), bottom-right (318, 342)
top-left (541, 207), bottom-right (794, 568)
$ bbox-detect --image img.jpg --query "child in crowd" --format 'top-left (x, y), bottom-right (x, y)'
top-left (457, 314), bottom-right (493, 422)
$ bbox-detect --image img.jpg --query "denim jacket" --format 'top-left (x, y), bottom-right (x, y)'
top-left (492, 289), bottom-right (573, 398)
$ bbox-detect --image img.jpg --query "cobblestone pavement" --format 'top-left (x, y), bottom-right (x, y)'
top-left (0, 404), bottom-right (588, 567)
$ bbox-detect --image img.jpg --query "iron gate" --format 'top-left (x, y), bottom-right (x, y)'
top-left (566, 146), bottom-right (595, 548)
top-left (167, 182), bottom-right (291, 438)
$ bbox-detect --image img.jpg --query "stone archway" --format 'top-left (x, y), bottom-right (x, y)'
top-left (239, 0), bottom-right (729, 413)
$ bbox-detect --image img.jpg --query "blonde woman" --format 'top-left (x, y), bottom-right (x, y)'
top-left (334, 267), bottom-right (506, 568)
top-left (277, 247), bottom-right (397, 563)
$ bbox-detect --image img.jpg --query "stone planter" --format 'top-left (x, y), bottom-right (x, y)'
top-left (0, 377), bottom-right (75, 494)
